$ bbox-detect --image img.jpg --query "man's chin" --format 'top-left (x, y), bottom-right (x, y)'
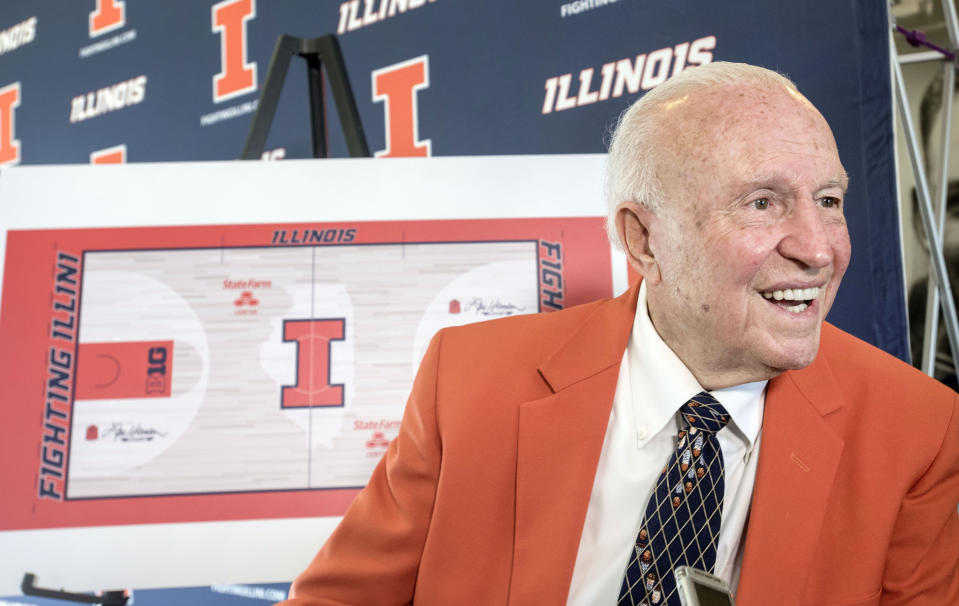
top-left (762, 341), bottom-right (821, 374)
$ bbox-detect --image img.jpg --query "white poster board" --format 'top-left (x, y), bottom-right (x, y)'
top-left (0, 154), bottom-right (624, 595)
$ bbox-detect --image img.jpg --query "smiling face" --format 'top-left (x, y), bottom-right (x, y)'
top-left (619, 83), bottom-right (851, 389)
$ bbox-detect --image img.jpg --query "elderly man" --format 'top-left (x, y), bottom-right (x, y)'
top-left (280, 62), bottom-right (959, 605)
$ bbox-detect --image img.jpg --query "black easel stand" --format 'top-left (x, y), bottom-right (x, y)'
top-left (21, 573), bottom-right (128, 605)
top-left (241, 34), bottom-right (369, 159)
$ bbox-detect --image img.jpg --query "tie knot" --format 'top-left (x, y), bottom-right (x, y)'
top-left (679, 392), bottom-right (730, 433)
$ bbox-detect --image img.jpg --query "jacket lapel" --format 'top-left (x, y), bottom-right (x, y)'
top-left (508, 285), bottom-right (639, 605)
top-left (736, 346), bottom-right (846, 605)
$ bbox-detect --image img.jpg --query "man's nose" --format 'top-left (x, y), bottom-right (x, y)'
top-left (777, 200), bottom-right (836, 269)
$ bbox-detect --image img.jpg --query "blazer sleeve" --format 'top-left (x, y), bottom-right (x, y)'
top-left (276, 330), bottom-right (446, 606)
top-left (880, 392), bottom-right (959, 604)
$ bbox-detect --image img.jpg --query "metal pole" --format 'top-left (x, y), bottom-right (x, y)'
top-left (920, 61), bottom-right (954, 374)
top-left (943, 0), bottom-right (959, 49)
top-left (240, 35), bottom-right (299, 160)
top-left (905, 0), bottom-right (959, 377)
top-left (893, 52), bottom-right (959, 379)
top-left (303, 49), bottom-right (328, 158)
top-left (899, 50), bottom-right (950, 64)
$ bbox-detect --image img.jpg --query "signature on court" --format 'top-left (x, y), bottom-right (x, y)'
top-left (101, 422), bottom-right (167, 442)
top-left (462, 297), bottom-right (525, 317)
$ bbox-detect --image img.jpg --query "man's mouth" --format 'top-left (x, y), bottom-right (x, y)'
top-left (761, 286), bottom-right (820, 314)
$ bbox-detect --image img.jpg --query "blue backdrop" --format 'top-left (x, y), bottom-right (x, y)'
top-left (0, 0), bottom-right (904, 373)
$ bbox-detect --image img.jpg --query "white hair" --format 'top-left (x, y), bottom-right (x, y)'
top-left (604, 61), bottom-right (801, 246)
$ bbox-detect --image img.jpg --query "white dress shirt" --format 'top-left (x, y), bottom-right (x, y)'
top-left (566, 282), bottom-right (766, 605)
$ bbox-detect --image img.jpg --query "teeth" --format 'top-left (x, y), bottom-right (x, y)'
top-left (787, 303), bottom-right (808, 313)
top-left (762, 286), bottom-right (820, 301)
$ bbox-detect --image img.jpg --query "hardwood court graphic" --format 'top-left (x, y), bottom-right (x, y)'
top-left (0, 218), bottom-right (611, 529)
top-left (69, 241), bottom-right (542, 499)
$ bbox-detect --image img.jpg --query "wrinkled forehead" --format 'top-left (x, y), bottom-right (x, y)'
top-left (653, 84), bottom-right (842, 191)
top-left (658, 83), bottom-right (828, 147)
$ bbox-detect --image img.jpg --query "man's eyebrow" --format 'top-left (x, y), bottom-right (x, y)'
top-left (822, 174), bottom-right (850, 192)
top-left (742, 172), bottom-right (850, 192)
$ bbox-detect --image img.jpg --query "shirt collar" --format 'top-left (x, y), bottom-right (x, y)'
top-left (629, 281), bottom-right (765, 448)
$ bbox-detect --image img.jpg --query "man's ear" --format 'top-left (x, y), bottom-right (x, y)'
top-left (615, 201), bottom-right (662, 285)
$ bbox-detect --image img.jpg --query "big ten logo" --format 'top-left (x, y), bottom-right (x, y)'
top-left (0, 82), bottom-right (21, 167)
top-left (90, 0), bottom-right (125, 37)
top-left (90, 144), bottom-right (126, 164)
top-left (212, 0), bottom-right (257, 103)
top-left (539, 240), bottom-right (563, 311)
top-left (146, 345), bottom-right (168, 394)
top-left (372, 55), bottom-right (430, 158)
top-left (282, 319), bottom-right (345, 407)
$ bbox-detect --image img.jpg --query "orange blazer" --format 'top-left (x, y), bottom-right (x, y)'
top-left (281, 284), bottom-right (959, 606)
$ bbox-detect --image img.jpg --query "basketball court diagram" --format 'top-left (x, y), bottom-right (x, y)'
top-left (1, 217), bottom-right (611, 529)
top-left (66, 240), bottom-right (543, 499)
